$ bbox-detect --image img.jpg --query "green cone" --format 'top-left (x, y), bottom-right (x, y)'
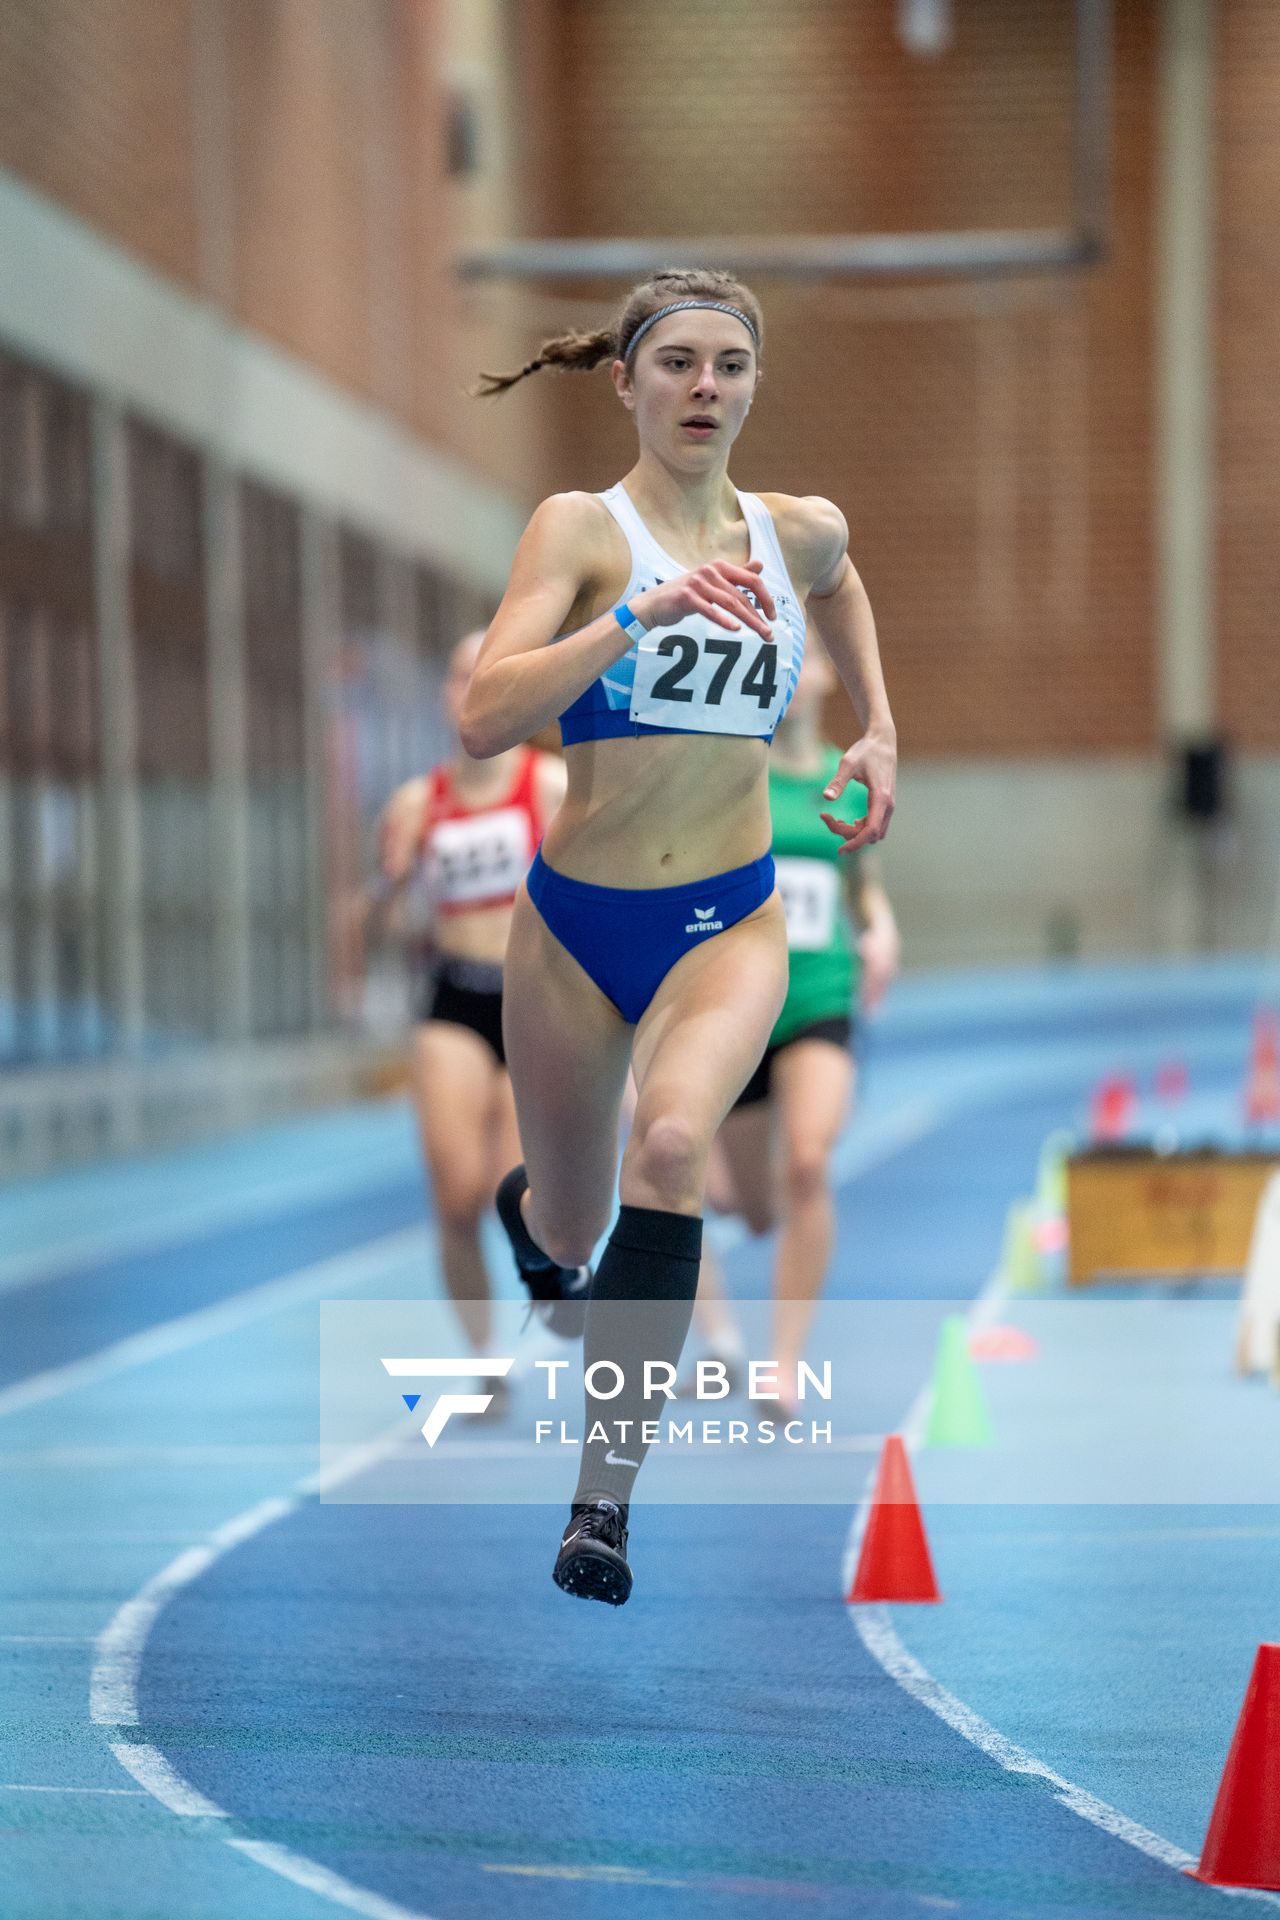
top-left (1003, 1200), bottom-right (1044, 1295)
top-left (925, 1313), bottom-right (994, 1448)
top-left (1035, 1131), bottom-right (1072, 1218)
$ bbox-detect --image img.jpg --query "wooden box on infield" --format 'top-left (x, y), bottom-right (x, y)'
top-left (1066, 1148), bottom-right (1280, 1285)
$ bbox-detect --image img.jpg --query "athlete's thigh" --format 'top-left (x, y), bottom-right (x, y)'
top-left (501, 884), bottom-right (634, 1234)
top-left (413, 1022), bottom-right (498, 1200)
top-left (716, 1101), bottom-right (776, 1231)
top-left (630, 894), bottom-right (788, 1142)
top-left (771, 1037), bottom-right (855, 1160)
top-left (485, 1066), bottom-right (522, 1193)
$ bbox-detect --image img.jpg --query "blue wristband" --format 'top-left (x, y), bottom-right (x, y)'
top-left (613, 602), bottom-right (648, 641)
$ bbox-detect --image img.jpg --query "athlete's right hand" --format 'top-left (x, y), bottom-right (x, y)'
top-left (630, 559), bottom-right (776, 640)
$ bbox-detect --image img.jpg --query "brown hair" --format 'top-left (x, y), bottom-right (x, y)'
top-left (471, 268), bottom-right (764, 398)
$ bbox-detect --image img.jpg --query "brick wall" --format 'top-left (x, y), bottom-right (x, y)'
top-left (516, 0), bottom-right (1158, 758)
top-left (1217, 1), bottom-right (1280, 751)
top-left (0, 0), bottom-right (203, 285)
top-left (0, 0), bottom-right (1274, 757)
top-left (0, 0), bottom-right (547, 499)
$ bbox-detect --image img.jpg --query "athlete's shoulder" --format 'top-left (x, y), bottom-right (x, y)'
top-left (756, 493), bottom-right (848, 593)
top-left (516, 490), bottom-right (622, 583)
top-left (386, 772), bottom-right (433, 816)
top-left (526, 489), bottom-right (615, 547)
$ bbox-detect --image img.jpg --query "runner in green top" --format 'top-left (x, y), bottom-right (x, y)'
top-left (695, 637), bottom-right (899, 1413)
top-left (769, 735), bottom-right (865, 1048)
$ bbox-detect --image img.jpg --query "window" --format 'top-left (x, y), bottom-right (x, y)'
top-left (0, 353), bottom-right (98, 1065)
top-left (128, 416), bottom-right (214, 1044)
top-left (242, 480), bottom-right (310, 1036)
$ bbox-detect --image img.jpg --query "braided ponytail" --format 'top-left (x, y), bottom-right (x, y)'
top-left (471, 326), bottom-right (616, 397)
top-left (471, 268), bottom-right (764, 399)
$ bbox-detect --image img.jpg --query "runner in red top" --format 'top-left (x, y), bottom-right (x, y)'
top-left (377, 632), bottom-right (566, 1384)
top-left (419, 734), bottom-right (546, 921)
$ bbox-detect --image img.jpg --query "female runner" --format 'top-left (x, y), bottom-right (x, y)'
top-left (693, 636), bottom-right (901, 1416)
top-left (377, 631), bottom-right (567, 1391)
top-left (463, 269), bottom-right (896, 1604)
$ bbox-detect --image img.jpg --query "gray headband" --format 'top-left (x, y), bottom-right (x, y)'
top-left (623, 299), bottom-right (759, 363)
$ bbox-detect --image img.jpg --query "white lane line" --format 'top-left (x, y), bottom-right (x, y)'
top-left (316, 1434), bottom-right (884, 1464)
top-left (482, 1862), bottom-right (692, 1887)
top-left (0, 1226), bottom-right (430, 1420)
top-left (854, 1607), bottom-right (1197, 1868)
top-left (91, 1429), bottom-right (442, 1918)
top-left (830, 1094), bottom-right (942, 1184)
top-left (0, 1445), bottom-right (322, 1467)
top-left (0, 1148), bottom-right (416, 1298)
top-left (104, 1740), bottom-right (229, 1820)
top-left (71, 1068), bottom-right (1161, 1919)
top-left (852, 1609), bottom-right (1280, 1908)
top-left (21, 1533), bottom-right (208, 1546)
top-left (91, 1542), bottom-right (221, 1730)
top-left (227, 1840), bottom-right (441, 1920)
top-left (842, 1281), bottom-right (1280, 1909)
top-left (0, 1634), bottom-right (96, 1645)
top-left (0, 1093), bottom-right (936, 1422)
top-left (82, 1097), bottom-right (946, 1918)
top-left (0, 1782), bottom-right (146, 1795)
top-left (944, 1526), bottom-right (1280, 1545)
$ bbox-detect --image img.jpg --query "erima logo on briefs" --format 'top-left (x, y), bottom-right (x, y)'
top-left (381, 1357), bottom-right (514, 1445)
top-left (686, 904), bottom-right (723, 934)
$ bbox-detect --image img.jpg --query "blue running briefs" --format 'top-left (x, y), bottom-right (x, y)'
top-left (525, 848), bottom-right (776, 1024)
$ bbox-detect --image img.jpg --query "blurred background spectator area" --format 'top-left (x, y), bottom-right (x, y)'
top-left (0, 0), bottom-right (1277, 1171)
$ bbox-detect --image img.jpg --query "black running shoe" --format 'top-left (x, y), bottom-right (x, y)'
top-left (552, 1499), bottom-right (632, 1606)
top-left (495, 1165), bottom-right (591, 1339)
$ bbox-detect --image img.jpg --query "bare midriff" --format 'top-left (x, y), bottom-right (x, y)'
top-left (433, 902), bottom-right (513, 967)
top-left (536, 489), bottom-right (799, 889)
top-left (543, 733), bottom-right (771, 888)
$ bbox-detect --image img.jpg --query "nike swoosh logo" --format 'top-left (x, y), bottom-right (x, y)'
top-left (604, 1449), bottom-right (640, 1468)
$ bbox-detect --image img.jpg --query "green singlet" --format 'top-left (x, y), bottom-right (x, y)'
top-left (769, 744), bottom-right (869, 1049)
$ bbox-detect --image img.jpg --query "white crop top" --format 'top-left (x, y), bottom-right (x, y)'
top-left (557, 482), bottom-right (806, 745)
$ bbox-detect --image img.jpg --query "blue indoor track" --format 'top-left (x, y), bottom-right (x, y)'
top-left (3, 956), bottom-right (1278, 1920)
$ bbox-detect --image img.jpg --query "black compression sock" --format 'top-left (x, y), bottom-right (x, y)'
top-left (495, 1164), bottom-right (553, 1273)
top-left (573, 1203), bottom-right (702, 1509)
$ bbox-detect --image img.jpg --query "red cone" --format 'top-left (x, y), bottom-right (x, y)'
top-left (1155, 1060), bottom-right (1189, 1103)
top-left (1193, 1643), bottom-right (1280, 1889)
top-left (969, 1324), bottom-right (1039, 1363)
top-left (1089, 1073), bottom-right (1136, 1142)
top-left (1244, 1011), bottom-right (1280, 1127)
top-left (846, 1436), bottom-right (941, 1604)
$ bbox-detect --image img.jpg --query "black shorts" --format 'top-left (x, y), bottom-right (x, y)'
top-left (732, 1013), bottom-right (854, 1110)
top-left (419, 956), bottom-right (506, 1066)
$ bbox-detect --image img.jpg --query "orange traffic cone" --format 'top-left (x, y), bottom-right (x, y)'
top-left (1192, 1643), bottom-right (1280, 1889)
top-left (846, 1436), bottom-right (941, 1604)
top-left (1244, 1011), bottom-right (1280, 1127)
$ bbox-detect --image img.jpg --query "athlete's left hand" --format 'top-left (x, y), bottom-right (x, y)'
top-left (858, 921), bottom-right (901, 1012)
top-left (819, 729), bottom-right (896, 854)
